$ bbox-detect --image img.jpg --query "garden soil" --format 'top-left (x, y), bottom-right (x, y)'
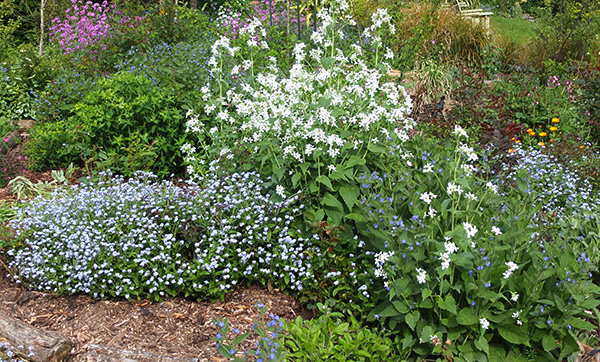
top-left (0, 132), bottom-right (312, 362)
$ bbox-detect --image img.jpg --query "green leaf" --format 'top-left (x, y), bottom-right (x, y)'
top-left (339, 185), bottom-right (359, 210)
top-left (405, 311), bottom-right (420, 330)
top-left (437, 295), bottom-right (457, 315)
top-left (318, 97), bottom-right (331, 108)
top-left (316, 175), bottom-right (334, 191)
top-left (498, 325), bottom-right (530, 346)
top-left (343, 213), bottom-right (364, 222)
top-left (291, 173), bottom-right (302, 187)
top-left (488, 345), bottom-right (505, 361)
top-left (232, 331), bottom-right (251, 346)
top-left (419, 326), bottom-right (435, 345)
top-left (422, 289), bottom-right (432, 301)
top-left (579, 298), bottom-right (600, 309)
top-left (542, 334), bottom-right (558, 352)
top-left (474, 335), bottom-right (489, 355)
top-left (392, 300), bottom-right (410, 314)
top-left (457, 307), bottom-right (479, 326)
top-left (564, 317), bottom-right (596, 330)
top-left (345, 155), bottom-right (366, 168)
top-left (367, 144), bottom-right (386, 154)
top-left (322, 193), bottom-right (343, 208)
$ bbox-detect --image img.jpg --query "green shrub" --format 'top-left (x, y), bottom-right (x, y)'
top-left (37, 72), bottom-right (186, 177)
top-left (284, 303), bottom-right (403, 361)
top-left (26, 118), bottom-right (83, 171)
top-left (529, 0), bottom-right (600, 67)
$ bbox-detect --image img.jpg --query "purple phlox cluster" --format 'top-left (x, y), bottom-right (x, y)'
top-left (49, 0), bottom-right (138, 55)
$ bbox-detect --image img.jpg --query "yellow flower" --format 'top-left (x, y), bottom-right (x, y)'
top-left (529, 132), bottom-right (536, 136)
top-left (526, 128), bottom-right (533, 133)
top-left (538, 142), bottom-right (546, 146)
top-left (551, 118), bottom-right (560, 123)
top-left (580, 145), bottom-right (585, 149)
top-left (508, 149), bottom-right (515, 153)
top-left (549, 126), bottom-right (558, 132)
top-left (539, 132), bottom-right (547, 137)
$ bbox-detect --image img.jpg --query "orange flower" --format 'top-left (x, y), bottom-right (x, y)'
top-left (580, 145), bottom-right (585, 149)
top-left (539, 132), bottom-right (547, 137)
top-left (526, 128), bottom-right (533, 133)
top-left (549, 126), bottom-right (558, 132)
top-left (529, 132), bottom-right (536, 136)
top-left (551, 118), bottom-right (560, 123)
top-left (550, 139), bottom-right (554, 143)
top-left (538, 142), bottom-right (546, 146)
top-left (508, 149), bottom-right (515, 153)
top-left (516, 140), bottom-right (521, 143)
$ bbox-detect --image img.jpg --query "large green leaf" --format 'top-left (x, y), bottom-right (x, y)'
top-left (339, 185), bottom-right (359, 210)
top-left (457, 307), bottom-right (479, 326)
top-left (498, 325), bottom-right (530, 346)
top-left (316, 175), bottom-right (334, 191)
top-left (437, 294), bottom-right (457, 315)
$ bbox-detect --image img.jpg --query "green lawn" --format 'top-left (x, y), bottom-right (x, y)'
top-left (489, 14), bottom-right (536, 46)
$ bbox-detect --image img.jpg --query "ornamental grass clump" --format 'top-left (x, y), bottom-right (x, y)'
top-left (183, 0), bottom-right (413, 225)
top-left (358, 127), bottom-right (600, 360)
top-left (7, 170), bottom-right (316, 301)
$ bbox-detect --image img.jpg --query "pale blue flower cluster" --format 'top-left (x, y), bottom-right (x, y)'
top-left (8, 170), bottom-right (314, 300)
top-left (497, 146), bottom-right (597, 219)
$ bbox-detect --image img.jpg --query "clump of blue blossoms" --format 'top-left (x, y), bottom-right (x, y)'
top-left (7, 170), bottom-right (315, 301)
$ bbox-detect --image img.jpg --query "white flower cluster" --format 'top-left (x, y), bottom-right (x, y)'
top-left (504, 261), bottom-right (519, 279)
top-left (184, 5), bottom-right (414, 177)
top-left (440, 238), bottom-right (459, 270)
top-left (416, 268), bottom-right (427, 284)
top-left (374, 250), bottom-right (394, 287)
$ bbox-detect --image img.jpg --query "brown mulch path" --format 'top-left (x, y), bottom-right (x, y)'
top-left (0, 269), bottom-right (310, 361)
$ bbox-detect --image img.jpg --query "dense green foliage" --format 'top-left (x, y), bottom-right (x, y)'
top-left (1, 0), bottom-right (600, 361)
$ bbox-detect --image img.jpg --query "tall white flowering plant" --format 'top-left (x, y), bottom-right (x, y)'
top-left (182, 0), bottom-right (412, 225)
top-left (358, 128), bottom-right (600, 360)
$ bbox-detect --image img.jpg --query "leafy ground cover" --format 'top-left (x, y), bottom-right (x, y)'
top-left (1, 0), bottom-right (600, 361)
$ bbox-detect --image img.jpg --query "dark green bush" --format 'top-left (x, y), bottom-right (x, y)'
top-left (28, 72), bottom-right (187, 178)
top-left (26, 118), bottom-right (82, 170)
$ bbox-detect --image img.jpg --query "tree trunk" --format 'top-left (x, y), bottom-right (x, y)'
top-left (39, 0), bottom-right (47, 57)
top-left (0, 310), bottom-right (73, 362)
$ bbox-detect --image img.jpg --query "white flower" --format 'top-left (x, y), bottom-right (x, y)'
top-left (426, 206), bottom-right (437, 219)
top-left (453, 125), bottom-right (469, 138)
top-left (457, 143), bottom-right (478, 162)
top-left (511, 293), bottom-right (519, 302)
top-left (491, 226), bottom-right (502, 236)
top-left (447, 182), bottom-right (464, 195)
top-left (480, 317), bottom-right (490, 330)
top-left (416, 268), bottom-right (427, 284)
top-left (465, 192), bottom-right (478, 201)
top-left (276, 185), bottom-right (285, 198)
top-left (384, 47), bottom-right (394, 60)
top-left (486, 182), bottom-right (499, 194)
top-left (512, 310), bottom-right (523, 325)
top-left (328, 164), bottom-right (336, 172)
top-left (463, 222), bottom-right (478, 239)
top-left (503, 261), bottom-right (519, 279)
top-left (423, 163), bottom-right (434, 173)
top-left (420, 192), bottom-right (438, 205)
top-left (445, 241), bottom-right (459, 254)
